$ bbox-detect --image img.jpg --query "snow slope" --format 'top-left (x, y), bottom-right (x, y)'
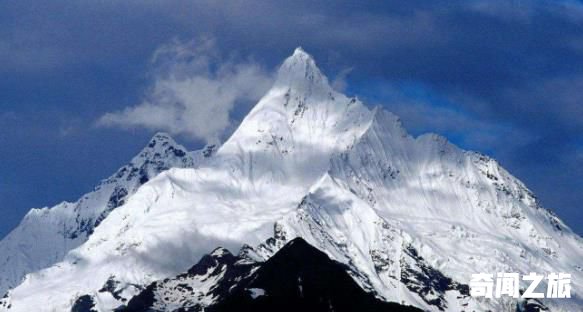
top-left (2, 48), bottom-right (582, 312)
top-left (0, 133), bottom-right (214, 297)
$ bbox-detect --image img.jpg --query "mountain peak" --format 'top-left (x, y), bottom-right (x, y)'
top-left (146, 132), bottom-right (177, 149)
top-left (275, 47), bottom-right (330, 92)
top-left (129, 132), bottom-right (191, 167)
top-left (292, 46), bottom-right (308, 57)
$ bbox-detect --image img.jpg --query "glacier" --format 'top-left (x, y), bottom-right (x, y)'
top-left (1, 47), bottom-right (581, 311)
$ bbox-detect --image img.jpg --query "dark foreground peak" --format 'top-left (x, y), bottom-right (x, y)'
top-left (118, 237), bottom-right (421, 312)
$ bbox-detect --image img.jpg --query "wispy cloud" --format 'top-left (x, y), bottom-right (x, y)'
top-left (97, 38), bottom-right (273, 143)
top-left (331, 67), bottom-right (353, 93)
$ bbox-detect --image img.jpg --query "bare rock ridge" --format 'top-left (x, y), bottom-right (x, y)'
top-left (112, 238), bottom-right (421, 312)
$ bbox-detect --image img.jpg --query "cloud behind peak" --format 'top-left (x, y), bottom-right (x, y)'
top-left (97, 38), bottom-right (273, 143)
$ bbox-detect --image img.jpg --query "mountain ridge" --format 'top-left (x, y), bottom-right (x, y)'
top-left (1, 48), bottom-right (581, 312)
top-left (94, 238), bottom-right (423, 312)
top-left (0, 132), bottom-right (215, 297)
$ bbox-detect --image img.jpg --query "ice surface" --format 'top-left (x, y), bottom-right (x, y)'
top-left (1, 49), bottom-right (581, 312)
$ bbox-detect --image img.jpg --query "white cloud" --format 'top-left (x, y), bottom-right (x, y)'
top-left (331, 67), bottom-right (353, 93)
top-left (97, 38), bottom-right (273, 143)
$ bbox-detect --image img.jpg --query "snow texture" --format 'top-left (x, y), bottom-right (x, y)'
top-left (1, 48), bottom-right (582, 312)
top-left (0, 133), bottom-right (214, 297)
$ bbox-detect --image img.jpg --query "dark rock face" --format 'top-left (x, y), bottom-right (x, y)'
top-left (98, 276), bottom-right (125, 302)
top-left (209, 238), bottom-right (422, 312)
top-left (123, 238), bottom-right (422, 312)
top-left (517, 298), bottom-right (550, 312)
top-left (121, 283), bottom-right (157, 312)
top-left (400, 244), bottom-right (469, 311)
top-left (202, 144), bottom-right (217, 158)
top-left (123, 247), bottom-right (257, 312)
top-left (71, 295), bottom-right (97, 312)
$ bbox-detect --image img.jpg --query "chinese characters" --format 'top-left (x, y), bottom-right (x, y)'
top-left (470, 272), bottom-right (571, 299)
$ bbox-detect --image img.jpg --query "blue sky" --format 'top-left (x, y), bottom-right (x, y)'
top-left (0, 0), bottom-right (582, 238)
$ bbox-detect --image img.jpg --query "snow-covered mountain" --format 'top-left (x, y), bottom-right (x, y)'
top-left (1, 48), bottom-right (581, 311)
top-left (0, 133), bottom-right (216, 297)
